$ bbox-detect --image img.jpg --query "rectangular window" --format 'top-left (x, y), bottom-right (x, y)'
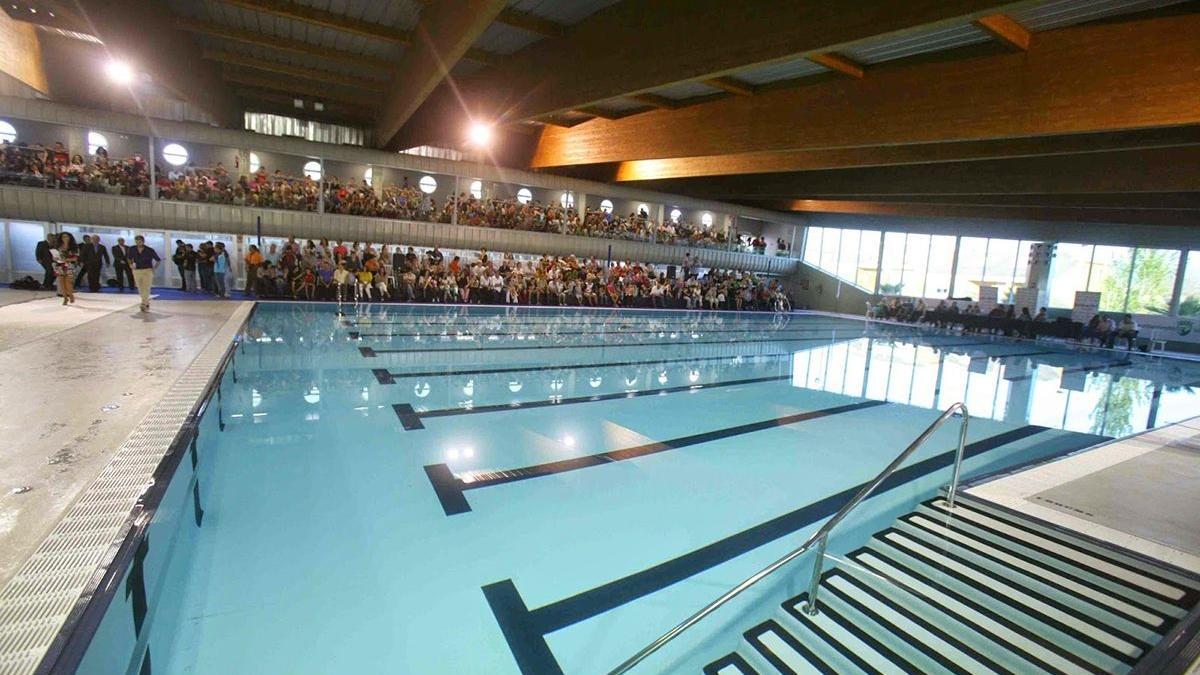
top-left (1089, 245), bottom-right (1134, 312)
top-left (1048, 243), bottom-right (1094, 309)
top-left (902, 233), bottom-right (930, 298)
top-left (952, 237), bottom-right (988, 299)
top-left (879, 232), bottom-right (907, 294)
top-left (983, 238), bottom-right (1020, 303)
top-left (803, 227), bottom-right (822, 266)
top-left (837, 228), bottom-right (860, 283)
top-left (1127, 248), bottom-right (1180, 314)
top-left (856, 230), bottom-right (881, 290)
top-left (1013, 240), bottom-right (1040, 296)
top-left (819, 227), bottom-right (840, 272)
top-left (1181, 251), bottom-right (1200, 316)
top-left (924, 235), bottom-right (956, 298)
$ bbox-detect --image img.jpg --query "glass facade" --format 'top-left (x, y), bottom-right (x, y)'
top-left (803, 225), bottom-right (1199, 318)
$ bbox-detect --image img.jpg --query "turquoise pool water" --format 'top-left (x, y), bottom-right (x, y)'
top-left (76, 304), bottom-right (1200, 675)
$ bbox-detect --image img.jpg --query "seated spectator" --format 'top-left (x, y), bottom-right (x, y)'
top-left (1116, 314), bottom-right (1139, 350)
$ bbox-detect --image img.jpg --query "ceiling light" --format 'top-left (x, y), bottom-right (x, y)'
top-left (105, 59), bottom-right (134, 85)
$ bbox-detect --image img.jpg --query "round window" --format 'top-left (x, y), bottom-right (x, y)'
top-left (599, 199), bottom-right (614, 214)
top-left (87, 131), bottom-right (108, 156)
top-left (419, 175), bottom-right (437, 194)
top-left (303, 160), bottom-right (322, 180)
top-left (516, 188), bottom-right (533, 204)
top-left (161, 142), bottom-right (189, 166)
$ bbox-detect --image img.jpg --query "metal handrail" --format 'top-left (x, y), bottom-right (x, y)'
top-left (607, 402), bottom-right (970, 675)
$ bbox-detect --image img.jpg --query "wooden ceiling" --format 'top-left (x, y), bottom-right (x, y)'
top-left (12, 0), bottom-right (1200, 226)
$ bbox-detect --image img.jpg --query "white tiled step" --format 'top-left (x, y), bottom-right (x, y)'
top-left (914, 502), bottom-right (1186, 619)
top-left (895, 516), bottom-right (1165, 641)
top-left (871, 531), bottom-right (1140, 668)
top-left (821, 571), bottom-right (1012, 675)
top-left (774, 599), bottom-right (909, 675)
top-left (742, 619), bottom-right (838, 674)
top-left (931, 499), bottom-right (1200, 597)
top-left (852, 548), bottom-right (1115, 675)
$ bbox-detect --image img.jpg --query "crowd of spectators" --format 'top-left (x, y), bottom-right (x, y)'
top-left (245, 238), bottom-right (791, 311)
top-left (0, 137), bottom-right (784, 253)
top-left (868, 296), bottom-right (1142, 349)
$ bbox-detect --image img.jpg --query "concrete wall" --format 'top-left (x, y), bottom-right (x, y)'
top-left (784, 261), bottom-right (872, 314)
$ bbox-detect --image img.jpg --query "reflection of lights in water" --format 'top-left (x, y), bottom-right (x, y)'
top-left (361, 387), bottom-right (370, 402)
top-left (561, 435), bottom-right (575, 447)
top-left (689, 370), bottom-right (701, 383)
top-left (251, 388), bottom-right (262, 408)
top-left (550, 378), bottom-right (564, 391)
top-left (658, 371), bottom-right (668, 385)
top-left (588, 376), bottom-right (603, 388)
top-left (303, 386), bottom-right (320, 404)
top-left (463, 379), bottom-right (475, 396)
top-left (414, 381), bottom-right (431, 397)
top-left (624, 377), bottom-right (638, 387)
top-left (508, 379), bottom-right (523, 393)
top-left (691, 333), bottom-right (699, 339)
top-left (275, 337), bottom-right (284, 343)
top-left (670, 333), bottom-right (677, 339)
top-left (305, 411), bottom-right (320, 421)
top-left (447, 446), bottom-right (475, 461)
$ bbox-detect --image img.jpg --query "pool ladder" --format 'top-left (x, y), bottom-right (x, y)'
top-left (607, 402), bottom-right (970, 675)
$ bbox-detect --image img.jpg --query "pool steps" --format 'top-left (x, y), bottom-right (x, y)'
top-left (705, 496), bottom-right (1200, 674)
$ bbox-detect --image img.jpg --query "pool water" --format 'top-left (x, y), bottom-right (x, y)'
top-left (80, 304), bottom-right (1200, 675)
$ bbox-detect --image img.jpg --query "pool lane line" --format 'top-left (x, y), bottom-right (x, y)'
top-left (348, 325), bottom-right (877, 339)
top-left (423, 399), bottom-right (886, 516)
top-left (358, 335), bottom-right (840, 357)
top-left (394, 374), bottom-right (792, 431)
top-left (371, 351), bottom-right (796, 383)
top-left (968, 349), bottom-right (1059, 361)
top-left (481, 424), bottom-right (1111, 675)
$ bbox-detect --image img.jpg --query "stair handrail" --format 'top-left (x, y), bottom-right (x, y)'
top-left (607, 402), bottom-right (970, 675)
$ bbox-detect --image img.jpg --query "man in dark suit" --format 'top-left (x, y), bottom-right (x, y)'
top-left (111, 237), bottom-right (132, 291)
top-left (35, 232), bottom-right (56, 289)
top-left (83, 234), bottom-right (110, 292)
top-left (77, 235), bottom-right (94, 289)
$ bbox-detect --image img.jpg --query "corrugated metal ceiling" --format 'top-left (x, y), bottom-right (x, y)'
top-left (507, 0), bottom-right (622, 26)
top-left (474, 21), bottom-right (542, 55)
top-left (1008, 0), bottom-right (1190, 30)
top-left (731, 56), bottom-right (829, 86)
top-left (649, 80), bottom-right (723, 101)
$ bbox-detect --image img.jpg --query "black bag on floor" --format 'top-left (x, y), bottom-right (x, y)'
top-left (10, 275), bottom-right (39, 290)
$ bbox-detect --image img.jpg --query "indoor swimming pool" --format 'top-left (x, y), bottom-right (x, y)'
top-left (72, 305), bottom-right (1200, 675)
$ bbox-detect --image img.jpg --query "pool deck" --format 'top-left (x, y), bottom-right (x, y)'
top-left (967, 415), bottom-right (1200, 574)
top-left (0, 289), bottom-right (250, 674)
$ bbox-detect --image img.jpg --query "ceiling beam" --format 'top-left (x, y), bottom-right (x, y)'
top-left (704, 76), bottom-right (757, 96)
top-left (610, 126), bottom-right (1200, 180)
top-left (807, 52), bottom-right (864, 78)
top-left (481, 0), bottom-right (1044, 122)
top-left (376, 0), bottom-right (507, 149)
top-left (202, 50), bottom-right (382, 90)
top-left (794, 192), bottom-right (1200, 210)
top-left (573, 106), bottom-right (623, 120)
top-left (765, 199), bottom-right (1200, 228)
top-left (176, 19), bottom-right (394, 70)
top-left (975, 13), bottom-right (1032, 51)
top-left (212, 0), bottom-right (411, 43)
top-left (495, 8), bottom-right (566, 38)
top-left (531, 13), bottom-right (1200, 167)
top-left (222, 69), bottom-right (376, 107)
top-left (638, 146), bottom-right (1200, 199)
top-left (629, 93), bottom-right (682, 110)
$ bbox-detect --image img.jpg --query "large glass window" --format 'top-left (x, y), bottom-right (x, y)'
top-left (924, 235), bottom-right (956, 298)
top-left (803, 227), bottom-right (822, 266)
top-left (952, 237), bottom-right (988, 299)
top-left (856, 230), bottom-right (881, 290)
top-left (1127, 248), bottom-right (1180, 314)
top-left (902, 233), bottom-right (930, 297)
top-left (1089, 245), bottom-right (1134, 312)
top-left (1181, 251), bottom-right (1200, 316)
top-left (983, 238), bottom-right (1020, 303)
top-left (1048, 243), bottom-right (1094, 309)
top-left (879, 232), bottom-right (906, 294)
top-left (819, 227), bottom-right (840, 271)
top-left (836, 228), bottom-right (860, 282)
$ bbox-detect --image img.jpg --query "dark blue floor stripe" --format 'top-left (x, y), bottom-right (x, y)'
top-left (426, 400), bottom-right (886, 515)
top-left (481, 424), bottom-right (1114, 675)
top-left (374, 351), bottom-right (794, 382)
top-left (393, 403), bottom-right (424, 430)
top-left (396, 374), bottom-right (790, 430)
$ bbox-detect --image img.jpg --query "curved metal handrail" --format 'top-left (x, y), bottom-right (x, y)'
top-left (607, 402), bottom-right (970, 675)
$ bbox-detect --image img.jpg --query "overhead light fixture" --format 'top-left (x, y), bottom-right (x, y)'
top-left (104, 59), bottom-right (134, 85)
top-left (466, 121), bottom-right (493, 147)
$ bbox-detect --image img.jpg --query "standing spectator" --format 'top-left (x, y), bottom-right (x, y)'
top-left (85, 234), bottom-right (110, 292)
top-left (172, 240), bottom-right (188, 291)
top-left (213, 242), bottom-right (230, 297)
top-left (183, 244), bottom-right (198, 293)
top-left (111, 237), bottom-right (133, 291)
top-left (197, 242), bottom-right (215, 294)
top-left (51, 232), bottom-right (78, 305)
top-left (244, 244), bottom-right (263, 297)
top-left (78, 235), bottom-right (95, 289)
top-left (35, 232), bottom-right (56, 289)
top-left (128, 235), bottom-right (160, 312)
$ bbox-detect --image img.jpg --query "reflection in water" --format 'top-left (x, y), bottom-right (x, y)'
top-left (791, 336), bottom-right (1199, 437)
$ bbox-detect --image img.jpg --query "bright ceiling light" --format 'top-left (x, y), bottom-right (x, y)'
top-left (466, 122), bottom-right (493, 147)
top-left (105, 59), bottom-right (135, 85)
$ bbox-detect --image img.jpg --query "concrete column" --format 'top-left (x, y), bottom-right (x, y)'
top-left (452, 175), bottom-right (460, 226)
top-left (655, 204), bottom-right (665, 244)
top-left (316, 157), bottom-right (325, 214)
top-left (148, 137), bottom-right (157, 200)
top-left (1169, 249), bottom-right (1188, 315)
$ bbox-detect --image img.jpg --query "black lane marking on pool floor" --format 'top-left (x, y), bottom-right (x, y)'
top-left (372, 351), bottom-right (794, 383)
top-left (348, 326), bottom-right (863, 339)
top-left (1005, 358), bottom-right (1134, 382)
top-left (481, 424), bottom-right (1107, 675)
top-left (424, 399), bottom-right (885, 516)
top-left (394, 374), bottom-right (790, 431)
